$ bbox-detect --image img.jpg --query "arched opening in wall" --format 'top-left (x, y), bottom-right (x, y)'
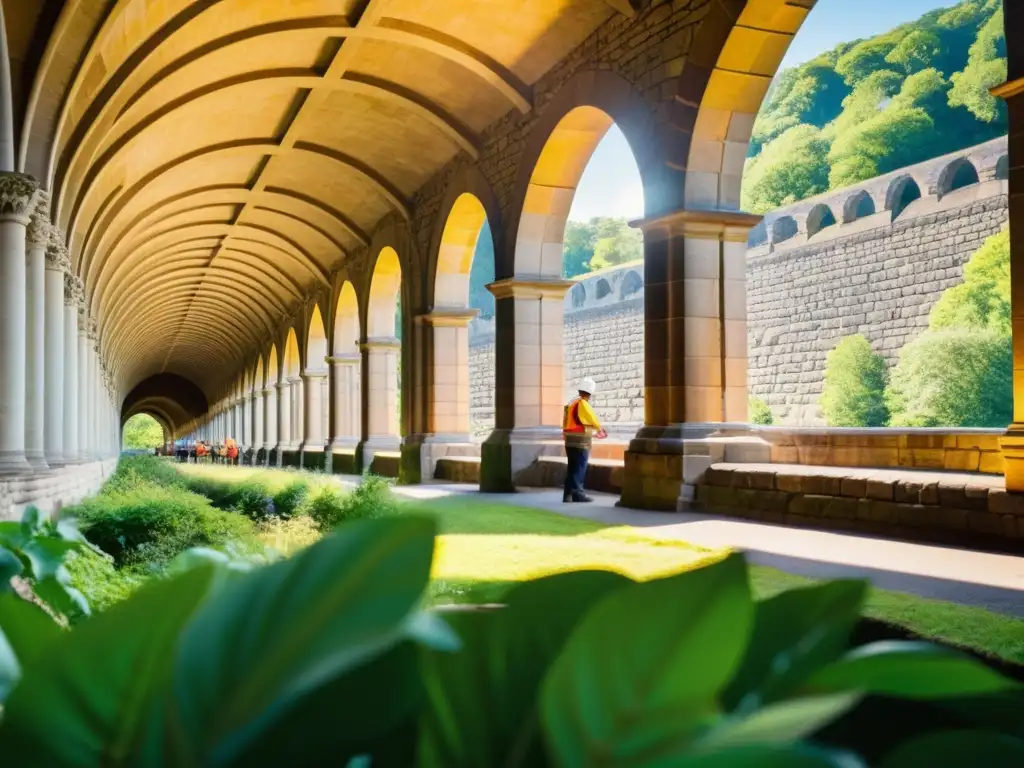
top-left (940, 158), bottom-right (980, 197)
top-left (436, 193), bottom-right (496, 442)
top-left (806, 204), bottom-right (837, 238)
top-left (332, 281), bottom-right (362, 452)
top-left (887, 176), bottom-right (922, 220)
top-left (748, 220), bottom-right (768, 247)
top-left (619, 270), bottom-right (642, 301)
top-left (122, 413), bottom-right (166, 452)
top-left (304, 305), bottom-right (329, 454)
top-left (366, 247), bottom-right (403, 452)
top-left (595, 278), bottom-right (612, 300)
top-left (843, 191), bottom-right (875, 223)
top-left (252, 355), bottom-right (264, 456)
top-left (283, 327), bottom-right (301, 452)
top-left (771, 216), bottom-right (799, 243)
top-left (264, 343), bottom-right (279, 453)
top-left (995, 155), bottom-right (1009, 181)
top-left (517, 107), bottom-right (645, 433)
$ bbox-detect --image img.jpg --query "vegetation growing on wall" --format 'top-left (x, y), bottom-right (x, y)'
top-left (743, 0), bottom-right (1006, 212)
top-left (820, 335), bottom-right (890, 427)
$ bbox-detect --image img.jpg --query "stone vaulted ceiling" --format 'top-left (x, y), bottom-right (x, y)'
top-left (19, 0), bottom-right (615, 397)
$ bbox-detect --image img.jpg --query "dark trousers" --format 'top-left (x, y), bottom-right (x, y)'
top-left (564, 446), bottom-right (590, 499)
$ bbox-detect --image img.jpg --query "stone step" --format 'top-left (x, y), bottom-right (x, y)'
top-left (369, 452), bottom-right (401, 479)
top-left (435, 456), bottom-right (481, 484)
top-left (515, 456), bottom-right (624, 495)
top-left (698, 463), bottom-right (1022, 553)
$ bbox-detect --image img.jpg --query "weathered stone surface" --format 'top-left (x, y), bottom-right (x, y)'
top-left (864, 479), bottom-right (895, 501)
top-left (839, 477), bottom-right (867, 498)
top-left (989, 489), bottom-right (1024, 517)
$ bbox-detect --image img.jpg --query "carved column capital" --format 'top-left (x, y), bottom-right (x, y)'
top-left (47, 228), bottom-right (71, 273)
top-left (64, 273), bottom-right (84, 307)
top-left (26, 190), bottom-right (52, 248)
top-left (0, 173), bottom-right (41, 220)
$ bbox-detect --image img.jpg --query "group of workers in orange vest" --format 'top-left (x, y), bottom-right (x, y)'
top-left (562, 377), bottom-right (607, 504)
top-left (175, 438), bottom-right (240, 463)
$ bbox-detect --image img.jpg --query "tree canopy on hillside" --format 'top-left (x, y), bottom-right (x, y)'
top-left (742, 0), bottom-right (1006, 213)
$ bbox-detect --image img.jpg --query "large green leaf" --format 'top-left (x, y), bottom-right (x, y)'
top-left (419, 570), bottom-right (633, 767)
top-left (0, 593), bottom-right (61, 702)
top-left (724, 580), bottom-right (867, 711)
top-left (33, 572), bottom-right (90, 619)
top-left (695, 693), bottom-right (861, 750)
top-left (808, 641), bottom-right (1018, 699)
top-left (880, 730), bottom-right (1024, 766)
top-left (0, 565), bottom-right (217, 766)
top-left (164, 515), bottom-right (437, 765)
top-left (0, 546), bottom-right (23, 586)
top-left (227, 641), bottom-right (425, 768)
top-left (673, 743), bottom-right (865, 767)
top-left (540, 554), bottom-right (754, 765)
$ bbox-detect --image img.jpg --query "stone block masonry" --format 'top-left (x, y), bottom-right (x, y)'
top-left (749, 195), bottom-right (1008, 424)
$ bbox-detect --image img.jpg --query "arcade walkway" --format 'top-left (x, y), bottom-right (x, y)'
top-left (0, 1), bottom-right (1022, 532)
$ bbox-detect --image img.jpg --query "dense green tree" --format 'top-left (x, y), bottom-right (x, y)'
top-left (742, 125), bottom-right (831, 213)
top-left (122, 414), bottom-right (164, 450)
top-left (589, 218), bottom-right (642, 271)
top-left (948, 5), bottom-right (1007, 123)
top-left (749, 59), bottom-right (849, 154)
top-left (828, 105), bottom-right (933, 188)
top-left (886, 328), bottom-right (1011, 427)
top-left (884, 29), bottom-right (941, 74)
top-left (819, 335), bottom-right (889, 427)
top-left (835, 36), bottom-right (901, 86)
top-left (929, 228), bottom-right (1010, 334)
top-left (562, 220), bottom-right (596, 278)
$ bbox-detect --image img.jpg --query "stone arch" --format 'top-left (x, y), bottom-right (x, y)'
top-left (306, 305), bottom-right (328, 371)
top-left (333, 281), bottom-right (361, 356)
top-left (620, 270), bottom-right (642, 300)
top-left (805, 204), bottom-right (836, 238)
top-left (748, 219), bottom-right (769, 247)
top-left (364, 246), bottom-right (403, 456)
top-left (843, 191), bottom-right (875, 223)
top-left (675, 0), bottom-right (816, 211)
top-left (426, 164), bottom-right (502, 311)
top-left (771, 216), bottom-right (798, 244)
top-left (571, 283), bottom-right (587, 308)
top-left (253, 355), bottom-right (264, 395)
top-left (995, 155), bottom-right (1010, 181)
top-left (267, 343), bottom-right (280, 386)
top-left (938, 157), bottom-right (980, 197)
top-left (284, 327), bottom-right (301, 378)
top-left (596, 278), bottom-right (612, 299)
top-left (886, 175), bottom-right (923, 220)
top-left (368, 247), bottom-right (403, 338)
top-left (503, 69), bottom-right (662, 280)
top-left (434, 192), bottom-right (488, 308)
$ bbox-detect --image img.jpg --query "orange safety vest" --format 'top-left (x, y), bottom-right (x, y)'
top-left (563, 397), bottom-right (591, 448)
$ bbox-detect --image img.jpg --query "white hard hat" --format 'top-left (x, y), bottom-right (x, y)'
top-left (578, 377), bottom-right (597, 395)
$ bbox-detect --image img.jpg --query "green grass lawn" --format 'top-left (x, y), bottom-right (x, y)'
top-left (175, 463), bottom-right (1024, 664)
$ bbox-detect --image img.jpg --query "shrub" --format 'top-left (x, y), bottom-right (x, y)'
top-left (73, 481), bottom-right (255, 569)
top-left (748, 397), bottom-right (774, 425)
top-left (820, 334), bottom-right (889, 427)
top-left (63, 549), bottom-right (146, 618)
top-left (0, 522), bottom-right (1019, 763)
top-left (307, 475), bottom-right (399, 531)
top-left (181, 475), bottom-right (236, 508)
top-left (929, 228), bottom-right (1009, 334)
top-left (886, 328), bottom-right (1012, 428)
top-left (105, 455), bottom-right (183, 493)
top-left (273, 480), bottom-right (311, 518)
top-left (229, 481), bottom-right (276, 521)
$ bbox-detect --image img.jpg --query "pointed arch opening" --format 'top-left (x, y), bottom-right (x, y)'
top-left (302, 305), bottom-right (329, 458)
top-left (366, 248), bottom-right (403, 458)
top-left (281, 327), bottom-right (302, 454)
top-left (331, 281), bottom-right (362, 452)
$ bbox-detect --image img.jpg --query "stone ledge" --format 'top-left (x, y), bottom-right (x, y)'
top-left (435, 456), bottom-right (482, 484)
top-left (369, 452), bottom-right (401, 479)
top-left (699, 463), bottom-right (1022, 553)
top-left (514, 456), bottom-right (624, 495)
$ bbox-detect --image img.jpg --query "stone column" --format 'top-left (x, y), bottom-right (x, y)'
top-left (361, 338), bottom-right (402, 466)
top-left (77, 314), bottom-right (90, 460)
top-left (25, 196), bottom-right (49, 470)
top-left (329, 354), bottom-right (362, 472)
top-left (276, 381), bottom-right (291, 464)
top-left (62, 274), bottom-right (81, 463)
top-left (302, 369), bottom-right (327, 460)
top-left (242, 394), bottom-right (252, 455)
top-left (289, 376), bottom-right (304, 451)
top-left (995, 65), bottom-right (1024, 489)
top-left (478, 279), bottom-right (572, 492)
top-left (44, 234), bottom-right (69, 467)
top-left (619, 210), bottom-right (762, 511)
top-left (0, 173), bottom-right (38, 474)
top-left (253, 389), bottom-right (265, 461)
top-left (263, 386), bottom-right (276, 464)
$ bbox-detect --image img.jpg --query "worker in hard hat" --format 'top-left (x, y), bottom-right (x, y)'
top-left (562, 377), bottom-right (608, 503)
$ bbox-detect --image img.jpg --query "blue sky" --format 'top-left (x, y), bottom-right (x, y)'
top-left (568, 0), bottom-right (956, 222)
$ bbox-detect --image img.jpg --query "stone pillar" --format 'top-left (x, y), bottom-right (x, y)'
top-left (263, 386), bottom-right (276, 464)
top-left (276, 381), bottom-right (291, 464)
top-left (478, 278), bottom-right (572, 492)
top-left (62, 274), bottom-right (81, 463)
top-left (289, 376), bottom-right (304, 451)
top-left (619, 210), bottom-right (763, 511)
top-left (329, 354), bottom-right (361, 472)
top-left (253, 389), bottom-right (265, 461)
top-left (0, 173), bottom-right (38, 474)
top-left (361, 338), bottom-right (401, 466)
top-left (302, 369), bottom-right (327, 463)
top-left (44, 233), bottom-right (69, 467)
top-left (77, 317), bottom-right (90, 460)
top-left (995, 67), bottom-right (1024, 489)
top-left (242, 394), bottom-right (252, 455)
top-left (25, 197), bottom-right (49, 471)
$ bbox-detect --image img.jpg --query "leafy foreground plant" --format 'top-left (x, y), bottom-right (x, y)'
top-left (0, 518), bottom-right (1021, 766)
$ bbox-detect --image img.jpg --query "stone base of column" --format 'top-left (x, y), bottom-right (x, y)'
top-left (619, 424), bottom-right (770, 512)
top-left (1000, 425), bottom-right (1024, 493)
top-left (403, 433), bottom-right (478, 485)
top-left (25, 450), bottom-right (49, 473)
top-left (301, 447), bottom-right (327, 472)
top-left (269, 447), bottom-right (283, 467)
top-left (0, 451), bottom-right (33, 477)
top-left (330, 439), bottom-right (362, 476)
top-left (479, 427), bottom-right (564, 493)
top-left (362, 437), bottom-right (402, 479)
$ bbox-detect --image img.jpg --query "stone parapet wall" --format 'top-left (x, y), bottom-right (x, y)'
top-left (755, 427), bottom-right (1005, 474)
top-left (0, 458), bottom-right (118, 521)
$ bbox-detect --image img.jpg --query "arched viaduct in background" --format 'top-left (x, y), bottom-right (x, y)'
top-left (0, 0), bottom-right (1021, 515)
